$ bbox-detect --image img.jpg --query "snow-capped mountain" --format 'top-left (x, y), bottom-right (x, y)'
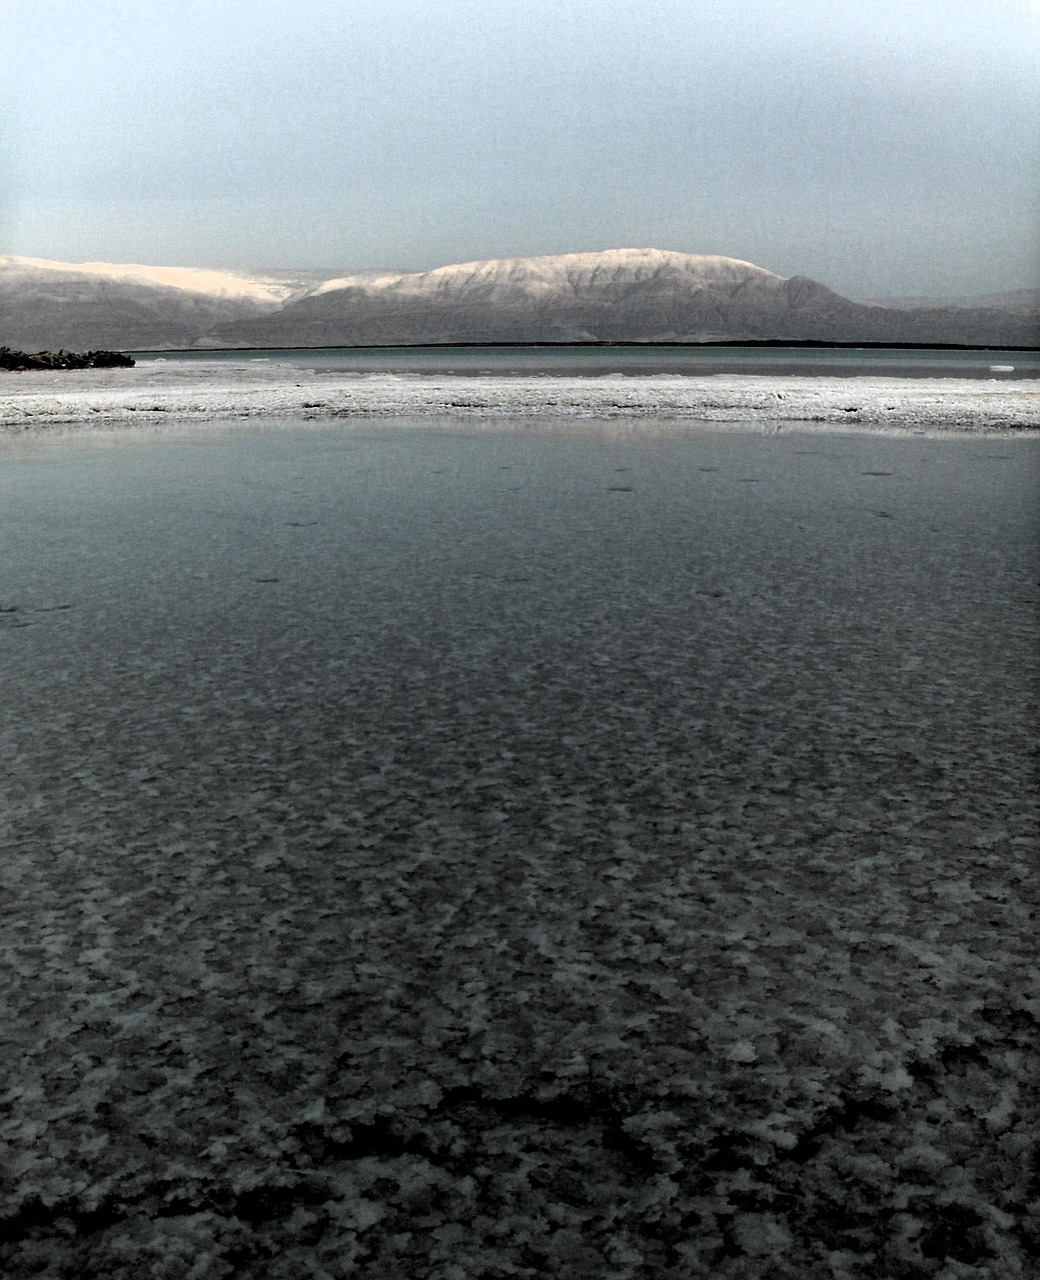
top-left (1, 256), bottom-right (307, 303)
top-left (208, 248), bottom-right (1038, 348)
top-left (0, 256), bottom-right (331, 351)
top-left (1, 249), bottom-right (1036, 350)
top-left (309, 249), bottom-right (782, 302)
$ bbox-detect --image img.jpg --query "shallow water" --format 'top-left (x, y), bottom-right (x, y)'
top-left (4, 421), bottom-right (1038, 690)
top-left (2, 419), bottom-right (1038, 1277)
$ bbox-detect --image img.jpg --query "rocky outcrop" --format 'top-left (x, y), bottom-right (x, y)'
top-left (0, 346), bottom-right (135, 371)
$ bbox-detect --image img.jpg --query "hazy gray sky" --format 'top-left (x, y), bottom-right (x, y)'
top-left (2, 0), bottom-right (1038, 296)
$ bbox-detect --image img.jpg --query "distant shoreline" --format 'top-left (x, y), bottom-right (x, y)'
top-left (132, 339), bottom-right (1040, 356)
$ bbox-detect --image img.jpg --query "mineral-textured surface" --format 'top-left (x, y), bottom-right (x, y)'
top-left (1, 420), bottom-right (1037, 1278)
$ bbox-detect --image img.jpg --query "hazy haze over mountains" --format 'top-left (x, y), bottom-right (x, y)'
top-left (4, 2), bottom-right (1038, 301)
top-left (1, 249), bottom-right (1036, 353)
top-left (862, 289), bottom-right (1040, 313)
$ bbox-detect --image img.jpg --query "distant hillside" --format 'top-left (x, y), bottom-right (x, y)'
top-left (0, 256), bottom-right (331, 351)
top-left (2, 250), bottom-right (1037, 350)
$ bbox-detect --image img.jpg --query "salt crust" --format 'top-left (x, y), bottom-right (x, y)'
top-left (1, 362), bottom-right (1038, 434)
top-left (1, 410), bottom-right (1038, 1278)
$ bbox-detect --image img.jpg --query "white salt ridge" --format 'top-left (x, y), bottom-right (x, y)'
top-left (1, 363), bottom-right (1037, 435)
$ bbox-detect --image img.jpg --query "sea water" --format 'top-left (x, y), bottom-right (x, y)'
top-left (3, 419), bottom-right (1038, 1273)
top-left (131, 342), bottom-right (1040, 380)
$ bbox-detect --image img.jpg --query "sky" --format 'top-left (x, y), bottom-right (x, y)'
top-left (2, 0), bottom-right (1038, 298)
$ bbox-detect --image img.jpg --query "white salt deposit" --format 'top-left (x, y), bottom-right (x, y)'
top-left (1, 418), bottom-right (1037, 1276)
top-left (1, 361), bottom-right (1037, 435)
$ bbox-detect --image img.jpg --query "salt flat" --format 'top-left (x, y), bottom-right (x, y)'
top-left (1, 416), bottom-right (1038, 1278)
top-left (1, 360), bottom-right (1038, 433)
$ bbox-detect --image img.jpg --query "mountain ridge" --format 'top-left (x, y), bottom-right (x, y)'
top-left (2, 249), bottom-right (1036, 351)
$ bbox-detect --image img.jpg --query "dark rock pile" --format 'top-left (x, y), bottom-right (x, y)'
top-left (0, 346), bottom-right (134, 371)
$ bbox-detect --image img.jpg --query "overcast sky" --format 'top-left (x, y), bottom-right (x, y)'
top-left (2, 0), bottom-right (1038, 296)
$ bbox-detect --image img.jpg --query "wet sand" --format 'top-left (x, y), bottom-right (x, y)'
top-left (1, 417), bottom-right (1038, 1277)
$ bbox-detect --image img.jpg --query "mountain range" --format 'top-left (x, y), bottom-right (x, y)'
top-left (1, 249), bottom-right (1036, 351)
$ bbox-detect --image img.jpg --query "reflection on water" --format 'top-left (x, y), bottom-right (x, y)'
top-left (2, 421), bottom-right (1038, 1275)
top-left (132, 342), bottom-right (1040, 380)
